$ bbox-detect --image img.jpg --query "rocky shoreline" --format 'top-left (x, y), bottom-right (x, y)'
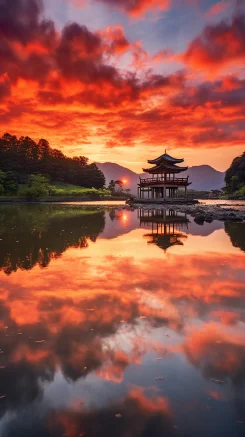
top-left (124, 202), bottom-right (245, 222)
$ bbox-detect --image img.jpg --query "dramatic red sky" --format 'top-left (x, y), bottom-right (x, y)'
top-left (1, 0), bottom-right (245, 171)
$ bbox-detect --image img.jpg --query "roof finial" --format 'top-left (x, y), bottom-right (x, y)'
top-left (165, 149), bottom-right (167, 154)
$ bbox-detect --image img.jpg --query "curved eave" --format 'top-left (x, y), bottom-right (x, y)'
top-left (148, 153), bottom-right (184, 164)
top-left (143, 164), bottom-right (188, 173)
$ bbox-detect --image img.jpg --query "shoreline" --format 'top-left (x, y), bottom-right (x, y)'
top-left (0, 198), bottom-right (244, 222)
top-left (126, 202), bottom-right (245, 223)
top-left (0, 195), bottom-right (128, 203)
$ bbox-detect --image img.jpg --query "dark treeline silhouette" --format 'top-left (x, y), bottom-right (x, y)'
top-left (225, 151), bottom-right (245, 193)
top-left (0, 205), bottom-right (105, 274)
top-left (0, 133), bottom-right (105, 188)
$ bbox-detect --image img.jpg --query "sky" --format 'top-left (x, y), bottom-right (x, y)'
top-left (0, 0), bottom-right (245, 172)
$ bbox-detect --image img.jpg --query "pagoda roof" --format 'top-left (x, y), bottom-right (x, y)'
top-left (143, 163), bottom-right (188, 173)
top-left (146, 234), bottom-right (186, 251)
top-left (148, 152), bottom-right (184, 165)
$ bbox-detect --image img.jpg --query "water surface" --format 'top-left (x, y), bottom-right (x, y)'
top-left (0, 205), bottom-right (244, 437)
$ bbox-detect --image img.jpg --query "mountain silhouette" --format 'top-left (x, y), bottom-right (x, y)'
top-left (96, 162), bottom-right (225, 193)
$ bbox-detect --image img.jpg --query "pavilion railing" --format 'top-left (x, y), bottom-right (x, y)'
top-left (139, 177), bottom-right (189, 186)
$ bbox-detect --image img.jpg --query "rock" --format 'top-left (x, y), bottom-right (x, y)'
top-left (194, 215), bottom-right (205, 225)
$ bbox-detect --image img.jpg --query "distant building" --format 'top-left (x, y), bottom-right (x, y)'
top-left (138, 151), bottom-right (192, 199)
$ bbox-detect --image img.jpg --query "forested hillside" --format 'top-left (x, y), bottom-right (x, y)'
top-left (0, 133), bottom-right (105, 188)
top-left (225, 152), bottom-right (245, 196)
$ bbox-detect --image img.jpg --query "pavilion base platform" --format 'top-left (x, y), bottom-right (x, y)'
top-left (130, 197), bottom-right (199, 205)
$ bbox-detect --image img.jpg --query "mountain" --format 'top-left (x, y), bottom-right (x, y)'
top-left (182, 165), bottom-right (225, 191)
top-left (96, 162), bottom-right (141, 193)
top-left (96, 162), bottom-right (225, 193)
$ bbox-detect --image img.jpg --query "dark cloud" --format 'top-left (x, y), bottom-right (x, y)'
top-left (0, 0), bottom-right (55, 46)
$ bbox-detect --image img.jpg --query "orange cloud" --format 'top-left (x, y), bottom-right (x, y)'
top-left (183, 13), bottom-right (245, 73)
top-left (1, 0), bottom-right (245, 157)
top-left (184, 323), bottom-right (245, 382)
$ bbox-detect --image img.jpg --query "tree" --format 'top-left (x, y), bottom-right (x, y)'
top-left (108, 180), bottom-right (116, 194)
top-left (0, 133), bottom-right (106, 189)
top-left (108, 179), bottom-right (124, 194)
top-left (0, 170), bottom-right (18, 195)
top-left (19, 174), bottom-right (51, 199)
top-left (225, 152), bottom-right (245, 193)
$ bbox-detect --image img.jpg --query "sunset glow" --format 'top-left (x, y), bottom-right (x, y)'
top-left (1, 0), bottom-right (245, 171)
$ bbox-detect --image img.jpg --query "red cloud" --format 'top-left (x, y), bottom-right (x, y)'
top-left (1, 0), bottom-right (245, 154)
top-left (205, 1), bottom-right (230, 17)
top-left (184, 13), bottom-right (245, 72)
top-left (72, 0), bottom-right (171, 16)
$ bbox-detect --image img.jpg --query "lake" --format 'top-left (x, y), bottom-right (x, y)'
top-left (0, 204), bottom-right (244, 437)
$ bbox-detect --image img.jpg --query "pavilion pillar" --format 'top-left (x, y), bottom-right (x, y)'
top-left (185, 186), bottom-right (187, 198)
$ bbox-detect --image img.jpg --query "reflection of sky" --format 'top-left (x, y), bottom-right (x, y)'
top-left (0, 208), bottom-right (244, 436)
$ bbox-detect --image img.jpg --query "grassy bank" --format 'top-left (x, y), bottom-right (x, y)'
top-left (49, 183), bottom-right (111, 197)
top-left (0, 183), bottom-right (129, 202)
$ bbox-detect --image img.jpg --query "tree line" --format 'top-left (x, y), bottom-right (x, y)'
top-left (225, 151), bottom-right (245, 196)
top-left (0, 133), bottom-right (105, 191)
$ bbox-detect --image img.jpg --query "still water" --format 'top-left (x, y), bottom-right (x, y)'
top-left (0, 205), bottom-right (244, 437)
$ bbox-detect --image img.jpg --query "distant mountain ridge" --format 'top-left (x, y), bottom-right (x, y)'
top-left (96, 162), bottom-right (225, 193)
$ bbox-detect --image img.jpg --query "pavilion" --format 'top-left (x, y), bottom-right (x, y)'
top-left (138, 151), bottom-right (192, 200)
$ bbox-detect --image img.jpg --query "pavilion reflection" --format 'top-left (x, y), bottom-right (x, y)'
top-left (139, 208), bottom-right (189, 251)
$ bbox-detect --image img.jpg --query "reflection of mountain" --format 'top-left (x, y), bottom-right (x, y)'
top-left (225, 222), bottom-right (245, 253)
top-left (101, 209), bottom-right (139, 239)
top-left (139, 209), bottom-right (188, 251)
top-left (100, 209), bottom-right (222, 241)
top-left (0, 205), bottom-right (105, 274)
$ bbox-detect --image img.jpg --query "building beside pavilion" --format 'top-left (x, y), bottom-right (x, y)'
top-left (138, 151), bottom-right (191, 200)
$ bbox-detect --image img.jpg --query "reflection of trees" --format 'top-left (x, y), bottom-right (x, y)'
top-left (225, 222), bottom-right (245, 253)
top-left (0, 205), bottom-right (105, 274)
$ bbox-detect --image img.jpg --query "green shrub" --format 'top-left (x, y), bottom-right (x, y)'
top-left (18, 174), bottom-right (50, 199)
top-left (19, 185), bottom-right (49, 200)
top-left (0, 184), bottom-right (5, 196)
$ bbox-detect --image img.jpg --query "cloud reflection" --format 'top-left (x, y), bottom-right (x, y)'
top-left (0, 206), bottom-right (244, 435)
